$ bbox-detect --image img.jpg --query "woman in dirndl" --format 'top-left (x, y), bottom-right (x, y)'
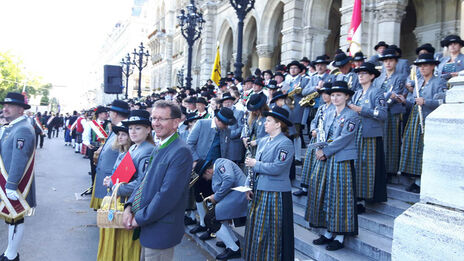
top-left (312, 81), bottom-right (360, 251)
top-left (243, 106), bottom-right (295, 261)
top-left (437, 34), bottom-right (464, 80)
top-left (399, 53), bottom-right (446, 193)
top-left (348, 62), bottom-right (388, 213)
top-left (374, 48), bottom-right (407, 177)
top-left (98, 110), bottom-right (155, 261)
top-left (295, 82), bottom-right (333, 197)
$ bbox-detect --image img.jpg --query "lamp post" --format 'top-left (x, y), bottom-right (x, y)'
top-left (177, 66), bottom-right (185, 88)
top-left (177, 0), bottom-right (205, 89)
top-left (230, 0), bottom-right (255, 79)
top-left (120, 53), bottom-right (134, 99)
top-left (132, 42), bottom-right (150, 98)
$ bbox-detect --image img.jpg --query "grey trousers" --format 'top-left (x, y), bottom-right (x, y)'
top-left (140, 246), bottom-right (174, 261)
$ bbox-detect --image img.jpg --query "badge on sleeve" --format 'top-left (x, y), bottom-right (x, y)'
top-left (219, 165), bottom-right (226, 174)
top-left (347, 121), bottom-right (356, 132)
top-left (279, 150), bottom-right (288, 162)
top-left (16, 138), bottom-right (25, 150)
top-left (379, 98), bottom-right (386, 107)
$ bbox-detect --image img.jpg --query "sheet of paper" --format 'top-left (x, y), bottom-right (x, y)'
top-left (232, 186), bottom-right (252, 192)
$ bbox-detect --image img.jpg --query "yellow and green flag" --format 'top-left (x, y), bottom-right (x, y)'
top-left (211, 46), bottom-right (221, 85)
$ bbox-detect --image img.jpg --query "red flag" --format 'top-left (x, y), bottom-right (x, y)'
top-left (347, 0), bottom-right (362, 55)
top-left (111, 152), bottom-right (136, 184)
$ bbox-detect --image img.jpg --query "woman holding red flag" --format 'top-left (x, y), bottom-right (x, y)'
top-left (98, 110), bottom-right (155, 261)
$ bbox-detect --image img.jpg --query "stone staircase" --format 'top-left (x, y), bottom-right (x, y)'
top-left (185, 147), bottom-right (419, 260)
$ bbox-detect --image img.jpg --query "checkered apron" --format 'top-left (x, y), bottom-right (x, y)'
top-left (244, 190), bottom-right (283, 261)
top-left (399, 105), bottom-right (424, 176)
top-left (304, 156), bottom-right (333, 228)
top-left (384, 112), bottom-right (402, 173)
top-left (354, 125), bottom-right (377, 200)
top-left (301, 136), bottom-right (317, 186)
top-left (326, 160), bottom-right (358, 235)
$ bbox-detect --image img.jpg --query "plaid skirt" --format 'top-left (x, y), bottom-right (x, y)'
top-left (301, 137), bottom-right (317, 187)
top-left (355, 126), bottom-right (387, 202)
top-left (326, 160), bottom-right (358, 235)
top-left (305, 157), bottom-right (333, 228)
top-left (399, 105), bottom-right (424, 176)
top-left (244, 190), bottom-right (294, 261)
top-left (384, 112), bottom-right (402, 174)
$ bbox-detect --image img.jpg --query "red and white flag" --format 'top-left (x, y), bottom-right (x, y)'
top-left (347, 0), bottom-right (362, 55)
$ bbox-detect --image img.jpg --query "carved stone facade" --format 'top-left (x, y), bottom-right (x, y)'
top-left (146, 0), bottom-right (461, 90)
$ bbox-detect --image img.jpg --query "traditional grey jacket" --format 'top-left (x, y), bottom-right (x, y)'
top-left (94, 132), bottom-right (120, 198)
top-left (187, 119), bottom-right (230, 161)
top-left (405, 75), bottom-right (446, 119)
top-left (351, 86), bottom-right (388, 137)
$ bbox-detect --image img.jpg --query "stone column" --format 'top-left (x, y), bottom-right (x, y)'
top-left (199, 1), bottom-right (217, 84)
top-left (338, 0), bottom-right (355, 52)
top-left (256, 44), bottom-right (273, 71)
top-left (392, 77), bottom-right (464, 260)
top-left (303, 27), bottom-right (330, 59)
top-left (280, 0), bottom-right (304, 64)
top-left (375, 0), bottom-right (407, 46)
top-left (164, 34), bottom-right (174, 89)
top-left (461, 0), bottom-right (464, 37)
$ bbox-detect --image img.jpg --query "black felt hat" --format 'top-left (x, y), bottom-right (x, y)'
top-left (354, 62), bottom-right (380, 78)
top-left (185, 96), bottom-right (197, 104)
top-left (194, 159), bottom-right (213, 176)
top-left (416, 43), bottom-right (435, 55)
top-left (352, 52), bottom-right (366, 62)
top-left (287, 60), bottom-right (305, 71)
top-left (275, 64), bottom-right (286, 72)
top-left (108, 100), bottom-right (130, 115)
top-left (263, 106), bottom-right (293, 127)
top-left (378, 48), bottom-right (400, 61)
top-left (215, 107), bottom-right (237, 125)
top-left (122, 110), bottom-right (151, 127)
top-left (262, 70), bottom-right (273, 77)
top-left (270, 90), bottom-right (287, 104)
top-left (253, 78), bottom-right (265, 87)
top-left (318, 82), bottom-right (332, 94)
top-left (413, 53), bottom-right (440, 65)
top-left (1, 92), bottom-right (31, 109)
top-left (95, 106), bottom-right (108, 115)
top-left (184, 112), bottom-right (202, 125)
top-left (327, 81), bottom-right (354, 96)
top-left (374, 41), bottom-right (389, 50)
top-left (244, 76), bottom-right (255, 83)
top-left (196, 97), bottom-right (208, 106)
top-left (300, 57), bottom-right (311, 63)
top-left (266, 80), bottom-right (278, 90)
top-left (333, 52), bottom-right (352, 67)
top-left (247, 93), bottom-right (267, 111)
top-left (274, 72), bottom-right (285, 79)
top-left (313, 55), bottom-right (331, 65)
top-left (112, 124), bottom-right (129, 134)
top-left (219, 92), bottom-right (235, 103)
top-left (388, 45), bottom-right (402, 56)
top-left (440, 34), bottom-right (464, 47)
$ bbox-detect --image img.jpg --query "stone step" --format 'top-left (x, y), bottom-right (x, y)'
top-left (295, 249), bottom-right (315, 261)
top-left (366, 198), bottom-right (412, 218)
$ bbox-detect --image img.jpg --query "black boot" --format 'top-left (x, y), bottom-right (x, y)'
top-left (216, 248), bottom-right (241, 260)
top-left (406, 183), bottom-right (420, 194)
top-left (199, 232), bottom-right (214, 241)
top-left (184, 216), bottom-right (197, 226)
top-left (216, 240), bottom-right (240, 248)
top-left (313, 235), bottom-right (333, 245)
top-left (326, 240), bottom-right (344, 251)
top-left (293, 188), bottom-right (308, 197)
top-left (189, 224), bottom-right (207, 234)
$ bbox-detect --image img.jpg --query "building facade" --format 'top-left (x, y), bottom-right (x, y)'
top-left (146, 0), bottom-right (461, 90)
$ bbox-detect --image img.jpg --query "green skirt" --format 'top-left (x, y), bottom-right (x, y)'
top-left (97, 228), bottom-right (141, 261)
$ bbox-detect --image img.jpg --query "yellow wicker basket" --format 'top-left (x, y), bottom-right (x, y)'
top-left (97, 183), bottom-right (126, 229)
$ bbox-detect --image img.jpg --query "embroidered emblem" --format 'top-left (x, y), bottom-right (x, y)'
top-left (16, 138), bottom-right (25, 150)
top-left (279, 150), bottom-right (288, 162)
top-left (219, 165), bottom-right (226, 174)
top-left (347, 121), bottom-right (356, 132)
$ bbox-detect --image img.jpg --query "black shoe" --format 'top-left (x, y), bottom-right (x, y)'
top-left (74, 151), bottom-right (80, 153)
top-left (406, 183), bottom-right (420, 194)
top-left (293, 188), bottom-right (308, 197)
top-left (184, 216), bottom-right (197, 226)
top-left (199, 232), bottom-right (214, 241)
top-left (295, 160), bottom-right (302, 166)
top-left (326, 240), bottom-right (344, 251)
top-left (189, 224), bottom-right (207, 234)
top-left (2, 253), bottom-right (19, 261)
top-left (216, 248), bottom-right (241, 260)
top-left (357, 204), bottom-right (366, 214)
top-left (313, 235), bottom-right (333, 245)
top-left (216, 240), bottom-right (240, 248)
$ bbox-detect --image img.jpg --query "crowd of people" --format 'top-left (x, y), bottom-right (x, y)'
top-left (0, 33), bottom-right (461, 261)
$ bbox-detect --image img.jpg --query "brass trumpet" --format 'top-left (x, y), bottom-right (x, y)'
top-left (287, 84), bottom-right (302, 100)
top-left (299, 92), bottom-right (319, 107)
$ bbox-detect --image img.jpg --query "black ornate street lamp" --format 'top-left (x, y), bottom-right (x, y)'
top-left (132, 42), bottom-right (150, 98)
top-left (120, 53), bottom-right (134, 99)
top-left (230, 0), bottom-right (255, 79)
top-left (177, 0), bottom-right (205, 89)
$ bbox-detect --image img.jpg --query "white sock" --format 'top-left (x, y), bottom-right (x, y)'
top-left (216, 224), bottom-right (239, 251)
top-left (323, 230), bottom-right (333, 239)
top-left (224, 223), bottom-right (238, 242)
top-left (302, 187), bottom-right (308, 192)
top-left (72, 139), bottom-right (75, 147)
top-left (5, 223), bottom-right (24, 259)
top-left (358, 200), bottom-right (365, 206)
top-left (195, 202), bottom-right (206, 227)
top-left (334, 235), bottom-right (344, 243)
top-left (75, 143), bottom-right (80, 152)
top-left (294, 137), bottom-right (302, 159)
top-left (415, 178), bottom-right (421, 186)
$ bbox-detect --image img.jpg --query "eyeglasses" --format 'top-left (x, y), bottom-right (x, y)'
top-left (150, 117), bottom-right (174, 123)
